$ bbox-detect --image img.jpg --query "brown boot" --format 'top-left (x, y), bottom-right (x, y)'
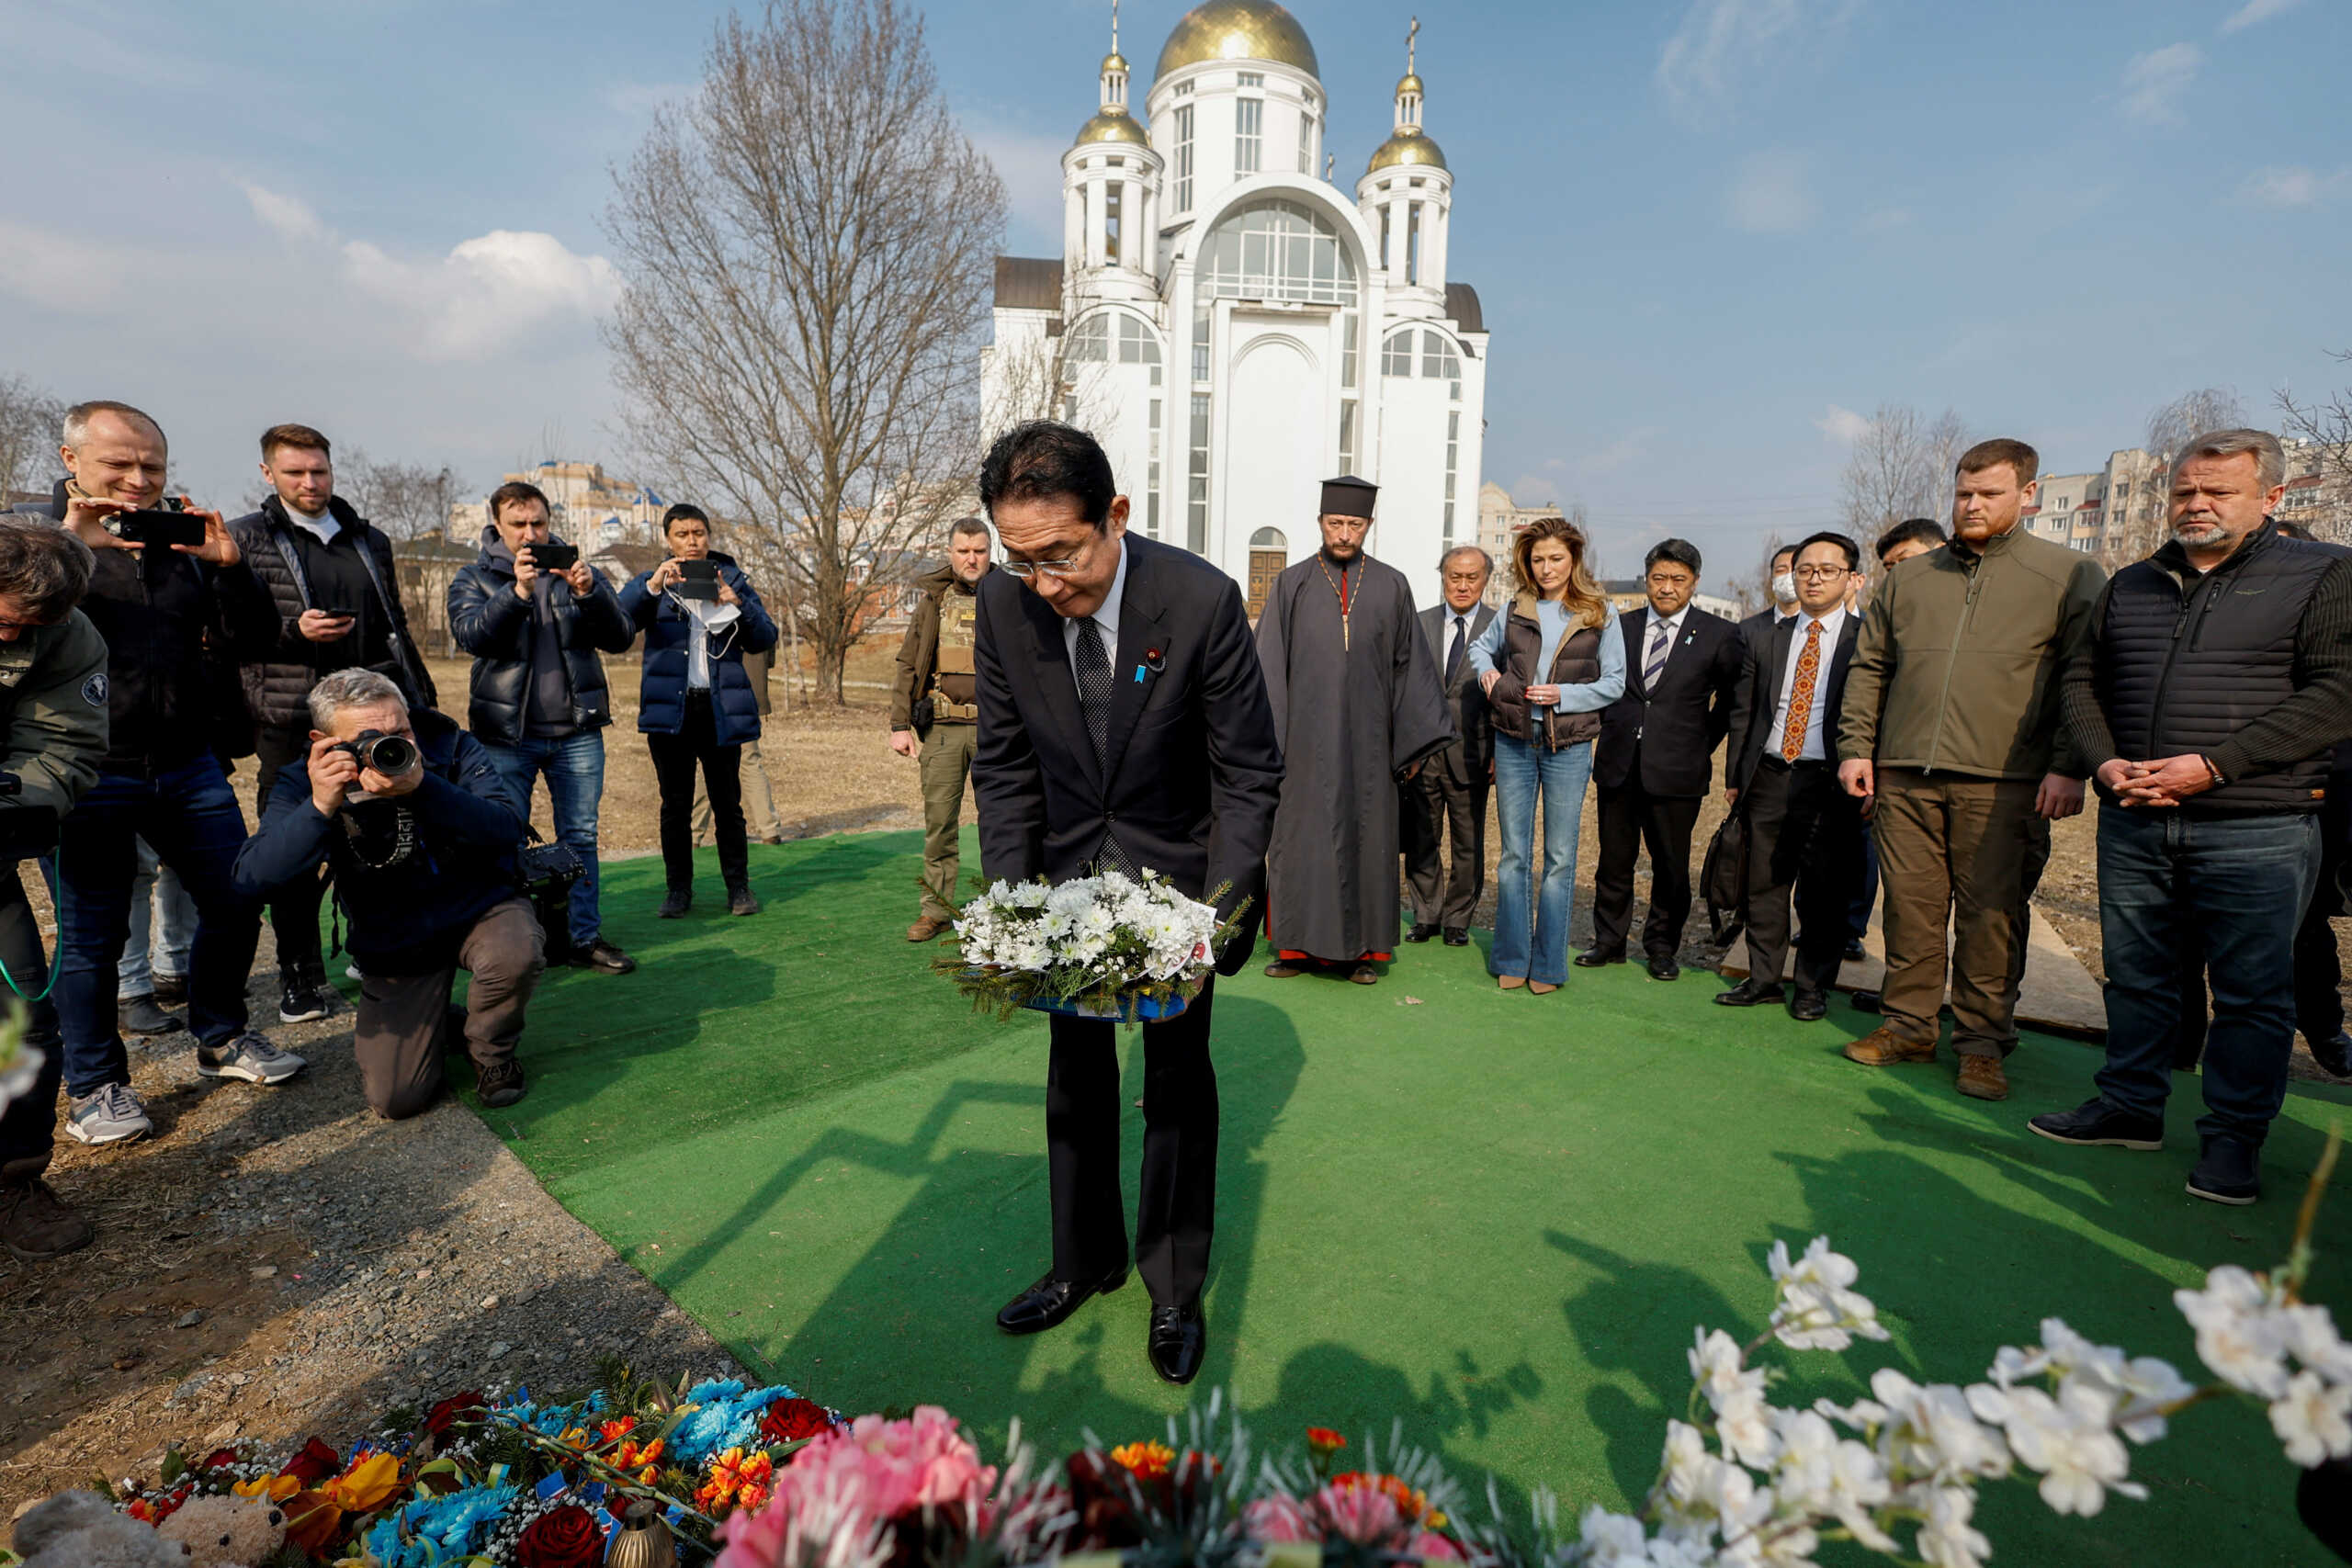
top-left (1843, 1027), bottom-right (1938, 1067)
top-left (1955, 1054), bottom-right (2010, 1101)
top-left (906, 915), bottom-right (952, 942)
top-left (0, 1178), bottom-right (94, 1262)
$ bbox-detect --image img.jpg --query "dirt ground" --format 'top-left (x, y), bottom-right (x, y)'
top-left (6, 638), bottom-right (2346, 1513)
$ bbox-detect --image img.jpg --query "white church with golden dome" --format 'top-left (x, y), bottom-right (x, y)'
top-left (981, 0), bottom-right (1488, 615)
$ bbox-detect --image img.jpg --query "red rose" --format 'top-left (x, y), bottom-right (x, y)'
top-left (199, 1448), bottom-right (242, 1472)
top-left (517, 1502), bottom-right (604, 1568)
top-left (760, 1398), bottom-right (835, 1446)
top-left (283, 1437), bottom-right (343, 1485)
top-left (424, 1390), bottom-right (487, 1438)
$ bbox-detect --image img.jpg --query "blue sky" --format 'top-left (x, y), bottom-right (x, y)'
top-left (1, 0), bottom-right (2345, 577)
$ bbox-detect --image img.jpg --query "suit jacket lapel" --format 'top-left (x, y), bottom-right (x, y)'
top-left (1102, 541), bottom-right (1167, 788)
top-left (1024, 585), bottom-right (1101, 795)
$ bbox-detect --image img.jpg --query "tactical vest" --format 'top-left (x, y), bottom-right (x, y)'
top-left (929, 589), bottom-right (979, 722)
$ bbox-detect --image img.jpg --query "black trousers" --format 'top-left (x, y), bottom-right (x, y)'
top-left (648, 692), bottom-right (745, 893)
top-left (0, 863), bottom-right (64, 1181)
top-left (1589, 781), bottom-right (1702, 960)
top-left (1741, 758), bottom-right (1862, 993)
top-left (254, 726), bottom-right (327, 977)
top-left (1045, 976), bottom-right (1217, 1307)
top-left (1403, 761), bottom-right (1487, 929)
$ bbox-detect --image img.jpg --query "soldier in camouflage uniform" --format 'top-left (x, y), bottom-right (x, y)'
top-left (889, 519), bottom-right (994, 942)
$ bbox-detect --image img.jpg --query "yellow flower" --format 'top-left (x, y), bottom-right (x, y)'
top-left (233, 1473), bottom-right (302, 1503)
top-left (322, 1451), bottom-right (403, 1513)
top-left (1110, 1439), bottom-right (1176, 1481)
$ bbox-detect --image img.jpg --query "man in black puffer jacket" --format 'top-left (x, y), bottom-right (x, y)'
top-left (2034, 428), bottom-right (2352, 1206)
top-left (229, 423), bottom-right (439, 1024)
top-left (447, 480), bottom-right (637, 975)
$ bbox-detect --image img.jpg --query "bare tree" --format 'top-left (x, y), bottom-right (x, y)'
top-left (1838, 404), bottom-right (1969, 541)
top-left (603, 0), bottom-right (1005, 704)
top-left (2145, 385), bottom-right (2246, 459)
top-left (0, 374), bottom-right (64, 504)
top-left (2279, 352), bottom-right (2352, 542)
top-left (1723, 531), bottom-right (1792, 618)
top-left (2099, 387), bottom-right (2251, 564)
top-left (357, 459), bottom-right (466, 541)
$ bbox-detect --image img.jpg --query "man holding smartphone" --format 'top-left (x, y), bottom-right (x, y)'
top-left (13, 401), bottom-right (300, 1148)
top-left (230, 423), bottom-right (439, 1024)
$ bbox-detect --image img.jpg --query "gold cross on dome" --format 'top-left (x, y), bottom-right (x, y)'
top-left (1408, 16), bottom-right (1419, 74)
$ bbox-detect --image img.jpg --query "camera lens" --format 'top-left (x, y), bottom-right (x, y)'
top-left (367, 735), bottom-right (418, 774)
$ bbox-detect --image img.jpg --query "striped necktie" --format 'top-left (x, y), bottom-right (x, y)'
top-left (1644, 618), bottom-right (1672, 689)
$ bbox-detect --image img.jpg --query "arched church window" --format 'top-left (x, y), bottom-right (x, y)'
top-left (1198, 199), bottom-right (1358, 307)
top-left (1420, 330), bottom-right (1461, 381)
top-left (1381, 330), bottom-right (1417, 378)
top-left (1250, 527), bottom-right (1286, 548)
top-left (1067, 314), bottom-right (1113, 363)
top-left (1117, 316), bottom-right (1162, 365)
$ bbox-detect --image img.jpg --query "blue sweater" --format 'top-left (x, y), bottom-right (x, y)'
top-left (616, 552), bottom-right (780, 746)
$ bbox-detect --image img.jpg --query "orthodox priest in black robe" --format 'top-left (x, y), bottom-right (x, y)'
top-left (1255, 477), bottom-right (1456, 986)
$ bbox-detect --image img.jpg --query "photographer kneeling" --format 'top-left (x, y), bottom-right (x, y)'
top-left (234, 670), bottom-right (543, 1118)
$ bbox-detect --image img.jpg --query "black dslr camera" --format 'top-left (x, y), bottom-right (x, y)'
top-left (0, 773), bottom-right (58, 862)
top-left (334, 729), bottom-right (419, 776)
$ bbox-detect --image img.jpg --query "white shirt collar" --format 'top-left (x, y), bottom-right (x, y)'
top-left (1647, 604), bottom-right (1688, 636)
top-left (1062, 534), bottom-right (1128, 667)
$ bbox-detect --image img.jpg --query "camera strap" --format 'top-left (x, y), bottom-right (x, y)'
top-left (0, 852), bottom-right (67, 1003)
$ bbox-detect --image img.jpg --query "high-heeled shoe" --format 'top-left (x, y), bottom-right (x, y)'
top-left (1498, 975), bottom-right (1527, 991)
top-left (1529, 981), bottom-right (1560, 996)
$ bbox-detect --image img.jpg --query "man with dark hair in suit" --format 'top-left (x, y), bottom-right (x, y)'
top-left (1717, 531), bottom-right (1867, 1021)
top-left (1583, 538), bottom-right (1743, 981)
top-left (1402, 546), bottom-right (1496, 947)
top-left (970, 420), bottom-right (1283, 1384)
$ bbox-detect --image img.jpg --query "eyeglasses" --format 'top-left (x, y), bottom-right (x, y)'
top-left (1001, 558), bottom-right (1083, 581)
top-left (1792, 565), bottom-right (1849, 581)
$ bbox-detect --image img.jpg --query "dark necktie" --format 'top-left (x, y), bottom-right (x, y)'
top-left (1445, 615), bottom-right (1466, 684)
top-left (1074, 617), bottom-right (1136, 876)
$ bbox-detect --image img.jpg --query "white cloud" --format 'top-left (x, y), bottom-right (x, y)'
top-left (2120, 43), bottom-right (2201, 125)
top-left (2241, 165), bottom-right (2346, 207)
top-left (1505, 473), bottom-right (1563, 505)
top-left (0, 221), bottom-right (138, 310)
top-left (1657, 0), bottom-right (1863, 124)
top-left (342, 231), bottom-right (621, 361)
top-left (1815, 405), bottom-right (1871, 444)
top-left (241, 182), bottom-right (326, 243)
top-left (1727, 151), bottom-right (1817, 233)
top-left (2221, 0), bottom-right (2304, 34)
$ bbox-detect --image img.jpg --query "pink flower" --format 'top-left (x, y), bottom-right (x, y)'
top-left (1314, 1481), bottom-right (1404, 1545)
top-left (717, 1408), bottom-right (997, 1568)
top-left (1409, 1530), bottom-right (1464, 1562)
top-left (1243, 1495), bottom-right (1317, 1542)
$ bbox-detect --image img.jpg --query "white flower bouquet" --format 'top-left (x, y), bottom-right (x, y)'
top-left (939, 869), bottom-right (1238, 1022)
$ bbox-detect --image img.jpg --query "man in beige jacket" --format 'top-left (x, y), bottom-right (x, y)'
top-left (1835, 438), bottom-right (2107, 1101)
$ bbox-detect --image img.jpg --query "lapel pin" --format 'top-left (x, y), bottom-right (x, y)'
top-left (1134, 665), bottom-right (1147, 682)
top-left (1144, 648), bottom-right (1166, 673)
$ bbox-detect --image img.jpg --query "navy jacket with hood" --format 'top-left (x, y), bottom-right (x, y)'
top-left (616, 551), bottom-right (780, 747)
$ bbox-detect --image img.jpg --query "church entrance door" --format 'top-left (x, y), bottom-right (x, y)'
top-left (1221, 328), bottom-right (1323, 585)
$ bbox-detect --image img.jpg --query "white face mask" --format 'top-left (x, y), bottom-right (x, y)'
top-left (1771, 571), bottom-right (1797, 603)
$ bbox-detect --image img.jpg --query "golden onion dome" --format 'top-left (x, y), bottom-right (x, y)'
top-left (1367, 124), bottom-right (1448, 174)
top-left (1102, 51), bottom-right (1129, 73)
top-left (1396, 73), bottom-right (1424, 96)
top-left (1076, 107), bottom-right (1151, 147)
top-left (1154, 0), bottom-right (1320, 82)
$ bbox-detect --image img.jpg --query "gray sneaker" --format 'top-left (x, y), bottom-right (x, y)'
top-left (67, 1082), bottom-right (152, 1145)
top-left (197, 1033), bottom-right (308, 1086)
top-left (118, 993), bottom-right (185, 1037)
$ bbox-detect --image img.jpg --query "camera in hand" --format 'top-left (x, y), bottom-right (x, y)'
top-left (676, 558), bottom-right (720, 601)
top-left (334, 729), bottom-right (419, 776)
top-left (112, 509), bottom-right (207, 548)
top-left (527, 543), bottom-right (580, 572)
top-left (0, 773), bottom-right (57, 862)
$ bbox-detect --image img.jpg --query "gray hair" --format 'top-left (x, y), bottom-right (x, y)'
top-left (307, 668), bottom-right (408, 730)
top-left (2171, 427), bottom-right (2285, 491)
top-left (0, 518), bottom-right (94, 622)
top-left (61, 400), bottom-right (165, 452)
top-left (949, 515), bottom-right (993, 542)
top-left (1439, 544), bottom-right (1493, 579)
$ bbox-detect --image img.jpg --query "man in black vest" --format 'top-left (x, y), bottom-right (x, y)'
top-left (971, 422), bottom-right (1282, 1385)
top-left (1716, 532), bottom-right (1866, 1020)
top-left (1584, 538), bottom-right (1742, 981)
top-left (1402, 546), bottom-right (1495, 947)
top-left (2032, 429), bottom-right (2352, 1205)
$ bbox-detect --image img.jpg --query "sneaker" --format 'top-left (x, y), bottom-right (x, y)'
top-left (575, 940), bottom-right (637, 976)
top-left (475, 1057), bottom-right (528, 1110)
top-left (0, 1178), bottom-right (95, 1261)
top-left (658, 888), bottom-right (692, 919)
top-left (150, 973), bottom-right (188, 1008)
top-left (197, 1033), bottom-right (308, 1086)
top-left (345, 963), bottom-right (366, 983)
top-left (118, 993), bottom-right (184, 1037)
top-left (278, 972), bottom-right (335, 1024)
top-left (2187, 1134), bottom-right (2261, 1205)
top-left (67, 1083), bottom-right (152, 1145)
top-left (728, 886), bottom-right (762, 917)
top-left (2028, 1097), bottom-right (2165, 1151)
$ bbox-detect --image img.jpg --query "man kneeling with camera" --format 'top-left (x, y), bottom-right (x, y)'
top-left (234, 670), bottom-right (544, 1117)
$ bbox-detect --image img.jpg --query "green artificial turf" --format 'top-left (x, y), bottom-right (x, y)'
top-left (486, 829), bottom-right (2352, 1565)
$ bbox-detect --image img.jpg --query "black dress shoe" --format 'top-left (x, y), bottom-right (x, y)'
top-left (1850, 989), bottom-right (1882, 1013)
top-left (1788, 987), bottom-right (1828, 1021)
top-left (2028, 1097), bottom-right (2164, 1151)
top-left (1147, 1302), bottom-right (1206, 1384)
top-left (996, 1263), bottom-right (1129, 1336)
top-left (1573, 949), bottom-right (1623, 968)
top-left (1404, 922), bottom-right (1441, 943)
top-left (1646, 955), bottom-right (1680, 982)
top-left (1442, 928), bottom-right (1468, 946)
top-left (2312, 1032), bottom-right (2352, 1078)
top-left (1713, 978), bottom-right (1784, 1008)
top-left (1843, 938), bottom-right (1868, 962)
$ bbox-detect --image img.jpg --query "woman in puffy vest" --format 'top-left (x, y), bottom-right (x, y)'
top-left (618, 504), bottom-right (779, 919)
top-left (1468, 515), bottom-right (1625, 993)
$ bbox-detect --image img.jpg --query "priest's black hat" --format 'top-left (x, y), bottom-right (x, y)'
top-left (1319, 476), bottom-right (1378, 520)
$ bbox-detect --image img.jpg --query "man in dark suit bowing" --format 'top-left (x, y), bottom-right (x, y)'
top-left (1582, 539), bottom-right (1743, 981)
top-left (1717, 531), bottom-right (1867, 1022)
top-left (1402, 546), bottom-right (1497, 947)
top-left (969, 421), bottom-right (1283, 1384)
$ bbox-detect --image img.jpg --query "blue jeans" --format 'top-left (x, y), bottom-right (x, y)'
top-left (2094, 807), bottom-right (2320, 1145)
top-left (480, 732), bottom-right (606, 947)
top-left (117, 837), bottom-right (197, 997)
top-left (1490, 732), bottom-right (1593, 987)
top-left (57, 760), bottom-right (261, 1093)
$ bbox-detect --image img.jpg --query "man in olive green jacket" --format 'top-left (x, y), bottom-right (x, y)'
top-left (1835, 439), bottom-right (2107, 1102)
top-left (888, 520), bottom-right (992, 942)
top-left (0, 520), bottom-right (113, 1261)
